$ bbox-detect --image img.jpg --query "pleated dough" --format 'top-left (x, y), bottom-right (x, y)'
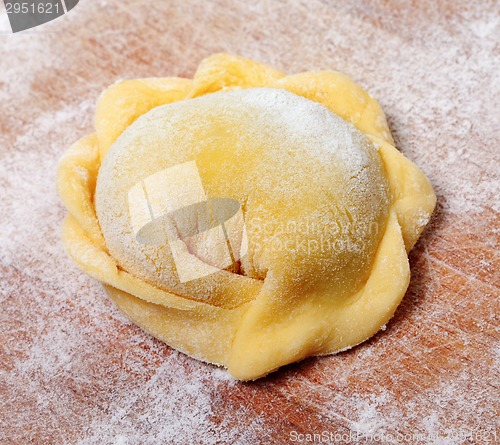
top-left (57, 54), bottom-right (436, 380)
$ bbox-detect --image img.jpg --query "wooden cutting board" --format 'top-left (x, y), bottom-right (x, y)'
top-left (0, 1), bottom-right (498, 444)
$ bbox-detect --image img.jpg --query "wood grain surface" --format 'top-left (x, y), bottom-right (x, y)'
top-left (0, 1), bottom-right (498, 444)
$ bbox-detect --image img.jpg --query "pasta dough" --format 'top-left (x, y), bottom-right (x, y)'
top-left (57, 54), bottom-right (436, 380)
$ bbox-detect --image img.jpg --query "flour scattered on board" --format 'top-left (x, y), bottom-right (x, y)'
top-left (0, 1), bottom-right (498, 444)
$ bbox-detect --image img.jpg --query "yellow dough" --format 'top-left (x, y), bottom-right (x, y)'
top-left (57, 54), bottom-right (436, 380)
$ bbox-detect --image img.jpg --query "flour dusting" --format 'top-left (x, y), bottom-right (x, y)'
top-left (1, 0), bottom-right (498, 444)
